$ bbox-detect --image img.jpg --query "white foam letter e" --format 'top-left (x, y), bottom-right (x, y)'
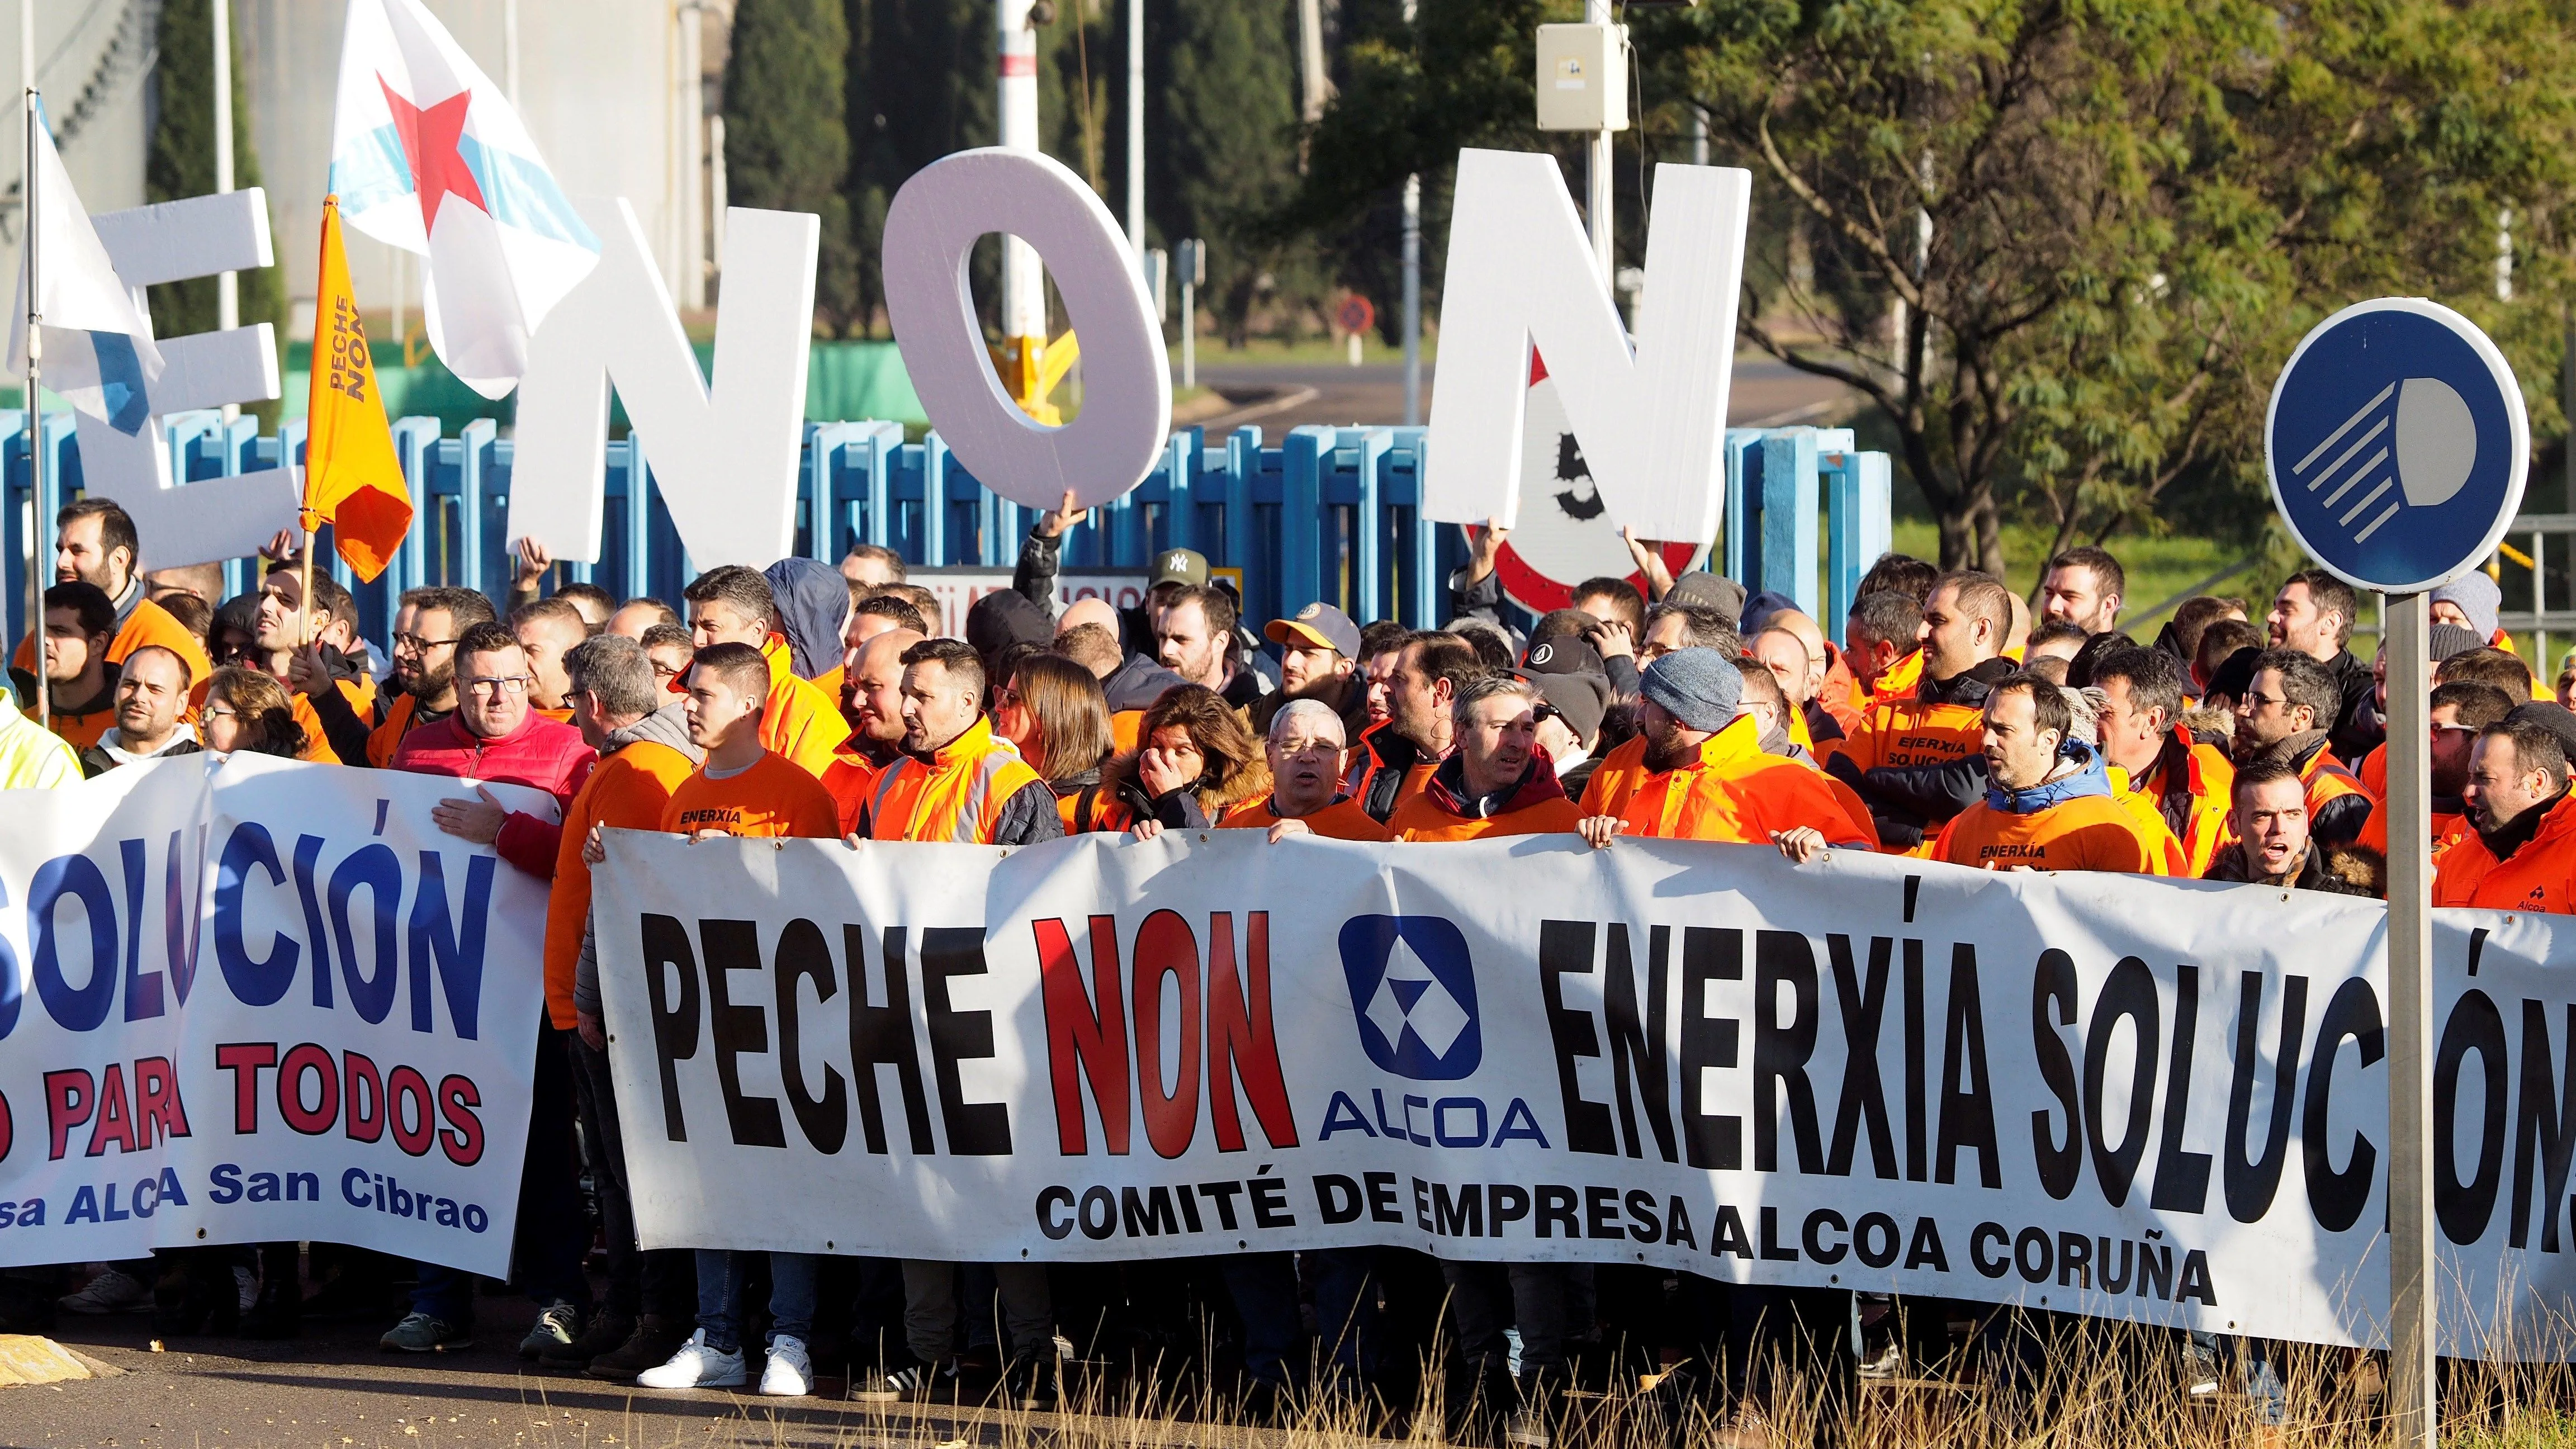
top-left (1424, 150), bottom-right (1750, 542)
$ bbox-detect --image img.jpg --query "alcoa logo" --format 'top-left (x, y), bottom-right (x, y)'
top-left (1339, 915), bottom-right (1481, 1080)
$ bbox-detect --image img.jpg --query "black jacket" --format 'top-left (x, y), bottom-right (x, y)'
top-left (2203, 840), bottom-right (2384, 897)
top-left (2325, 648), bottom-right (2381, 764)
top-left (1824, 656), bottom-right (2018, 844)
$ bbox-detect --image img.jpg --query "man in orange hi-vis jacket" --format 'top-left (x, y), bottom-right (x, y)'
top-left (1578, 647), bottom-right (1873, 859)
top-left (681, 565), bottom-right (851, 778)
top-left (2435, 708), bottom-right (2576, 912)
top-left (1932, 674), bottom-right (2166, 874)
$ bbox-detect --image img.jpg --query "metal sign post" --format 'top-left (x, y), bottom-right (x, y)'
top-left (2265, 296), bottom-right (2532, 1449)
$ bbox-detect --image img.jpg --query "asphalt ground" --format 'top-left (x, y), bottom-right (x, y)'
top-left (1190, 356), bottom-right (1856, 433)
top-left (10, 1295), bottom-right (1300, 1449)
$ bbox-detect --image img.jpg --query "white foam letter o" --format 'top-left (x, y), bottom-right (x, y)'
top-left (883, 148), bottom-right (1172, 512)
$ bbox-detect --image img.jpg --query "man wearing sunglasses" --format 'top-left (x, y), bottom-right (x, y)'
top-left (2228, 648), bottom-right (2372, 850)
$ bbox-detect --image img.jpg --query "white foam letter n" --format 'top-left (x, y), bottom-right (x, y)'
top-left (509, 201), bottom-right (819, 567)
top-left (1423, 150), bottom-right (1750, 542)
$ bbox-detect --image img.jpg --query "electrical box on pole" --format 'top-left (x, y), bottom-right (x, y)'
top-left (1535, 25), bottom-right (1628, 132)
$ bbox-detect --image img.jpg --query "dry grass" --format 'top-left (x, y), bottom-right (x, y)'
top-left (476, 1315), bottom-right (2576, 1449)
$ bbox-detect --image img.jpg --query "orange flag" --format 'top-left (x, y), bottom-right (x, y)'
top-left (301, 193), bottom-right (413, 581)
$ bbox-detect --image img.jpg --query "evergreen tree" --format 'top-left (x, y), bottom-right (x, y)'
top-left (145, 0), bottom-right (286, 409)
top-left (1143, 0), bottom-right (1308, 345)
top-left (725, 0), bottom-right (860, 333)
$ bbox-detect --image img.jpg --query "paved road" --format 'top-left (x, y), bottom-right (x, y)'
top-left (1191, 356), bottom-right (1859, 433)
top-left (10, 1305), bottom-right (1295, 1449)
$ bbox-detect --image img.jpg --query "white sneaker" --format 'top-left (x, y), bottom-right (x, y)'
top-left (759, 1334), bottom-right (813, 1396)
top-left (235, 1266), bottom-right (259, 1313)
top-left (60, 1267), bottom-right (154, 1314)
top-left (637, 1328), bottom-right (747, 1389)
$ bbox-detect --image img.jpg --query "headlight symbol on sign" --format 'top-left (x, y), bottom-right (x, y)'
top-left (2265, 298), bottom-right (2527, 594)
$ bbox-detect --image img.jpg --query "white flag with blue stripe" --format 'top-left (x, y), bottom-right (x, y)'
top-left (329, 0), bottom-right (600, 400)
top-left (8, 100), bottom-right (165, 437)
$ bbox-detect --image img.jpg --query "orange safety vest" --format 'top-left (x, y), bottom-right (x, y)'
top-left (288, 673), bottom-right (377, 765)
top-left (2433, 793), bottom-right (2576, 912)
top-left (369, 693), bottom-right (421, 768)
top-left (863, 715), bottom-right (1045, 844)
top-left (2108, 730), bottom-right (2233, 878)
top-left (1864, 648), bottom-right (1925, 709)
top-left (1612, 714), bottom-right (1877, 846)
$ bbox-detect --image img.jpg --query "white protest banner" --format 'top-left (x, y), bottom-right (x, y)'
top-left (0, 755), bottom-right (551, 1276)
top-left (592, 830), bottom-right (2576, 1358)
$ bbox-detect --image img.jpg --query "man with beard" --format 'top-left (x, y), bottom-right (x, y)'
top-left (300, 586), bottom-right (495, 768)
top-left (10, 498), bottom-right (210, 690)
top-left (1248, 602), bottom-right (1368, 740)
top-left (1930, 675), bottom-right (2163, 873)
top-left (17, 583), bottom-right (120, 749)
top-left (1577, 648), bottom-right (1871, 852)
top-left (79, 644), bottom-right (200, 775)
top-left (1157, 584), bottom-right (1268, 709)
top-left (1351, 631), bottom-right (1482, 821)
top-left (2264, 569), bottom-right (2378, 760)
top-left (2228, 648), bottom-right (2372, 849)
top-left (1829, 571), bottom-right (2020, 851)
top-left (2435, 708), bottom-right (2576, 910)
top-left (2039, 546), bottom-right (2125, 635)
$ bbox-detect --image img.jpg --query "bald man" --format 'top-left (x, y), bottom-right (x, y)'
top-left (1753, 626), bottom-right (1844, 750)
top-left (844, 627), bottom-right (926, 770)
top-left (1768, 606), bottom-right (1862, 735)
top-left (1056, 596), bottom-right (1121, 640)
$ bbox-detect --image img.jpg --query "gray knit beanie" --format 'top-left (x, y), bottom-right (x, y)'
top-left (1640, 647), bottom-right (1744, 732)
top-left (2432, 571), bottom-right (2501, 643)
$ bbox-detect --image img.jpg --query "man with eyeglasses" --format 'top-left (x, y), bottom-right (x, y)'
top-left (297, 585), bottom-right (495, 768)
top-left (1218, 698), bottom-right (1389, 840)
top-left (378, 619), bottom-right (598, 1358)
top-left (2227, 647), bottom-right (2373, 849)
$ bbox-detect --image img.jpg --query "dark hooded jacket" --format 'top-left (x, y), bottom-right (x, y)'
top-left (763, 557), bottom-right (854, 681)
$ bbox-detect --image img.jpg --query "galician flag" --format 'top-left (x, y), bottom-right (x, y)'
top-left (302, 195), bottom-right (413, 581)
top-left (8, 98), bottom-right (164, 435)
top-left (328, 0), bottom-right (599, 400)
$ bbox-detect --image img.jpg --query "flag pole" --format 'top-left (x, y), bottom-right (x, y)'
top-left (22, 86), bottom-right (44, 731)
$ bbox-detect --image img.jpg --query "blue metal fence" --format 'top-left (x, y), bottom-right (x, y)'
top-left (3, 408), bottom-right (1892, 656)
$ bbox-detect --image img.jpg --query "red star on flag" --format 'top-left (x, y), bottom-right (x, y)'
top-left (377, 75), bottom-right (487, 236)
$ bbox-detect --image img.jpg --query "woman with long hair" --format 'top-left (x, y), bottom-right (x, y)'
top-left (1105, 683), bottom-right (1269, 831)
top-left (201, 666), bottom-right (306, 759)
top-left (996, 653), bottom-right (1125, 831)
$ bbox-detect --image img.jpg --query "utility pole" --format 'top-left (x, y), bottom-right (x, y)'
top-left (676, 1), bottom-right (707, 308)
top-left (23, 84), bottom-right (44, 728)
top-left (505, 0), bottom-right (522, 105)
top-left (996, 0), bottom-right (1048, 411)
top-left (1126, 0), bottom-right (1144, 259)
top-left (212, 0), bottom-right (236, 334)
top-left (1583, 0), bottom-right (1612, 282)
top-left (1401, 0), bottom-right (1419, 425)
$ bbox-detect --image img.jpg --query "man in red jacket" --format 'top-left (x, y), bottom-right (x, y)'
top-left (393, 621), bottom-right (597, 883)
top-left (379, 619), bottom-right (598, 1358)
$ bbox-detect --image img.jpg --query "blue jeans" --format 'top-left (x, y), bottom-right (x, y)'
top-left (1216, 1253), bottom-right (1304, 1388)
top-left (695, 1251), bottom-right (818, 1355)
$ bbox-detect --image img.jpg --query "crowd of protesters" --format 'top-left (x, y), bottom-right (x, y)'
top-left (4, 489), bottom-right (2570, 1442)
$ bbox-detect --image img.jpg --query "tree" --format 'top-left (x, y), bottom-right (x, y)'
top-left (1649, 0), bottom-right (2576, 571)
top-left (1145, 0), bottom-right (1309, 345)
top-left (1287, 1), bottom-right (2576, 573)
top-left (727, 0), bottom-right (860, 333)
top-left (146, 0), bottom-right (286, 413)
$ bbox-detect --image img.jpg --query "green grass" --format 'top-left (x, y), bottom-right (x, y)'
top-left (1886, 520), bottom-right (2259, 633)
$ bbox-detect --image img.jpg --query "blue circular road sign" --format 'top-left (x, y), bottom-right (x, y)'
top-left (2266, 298), bottom-right (2528, 594)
